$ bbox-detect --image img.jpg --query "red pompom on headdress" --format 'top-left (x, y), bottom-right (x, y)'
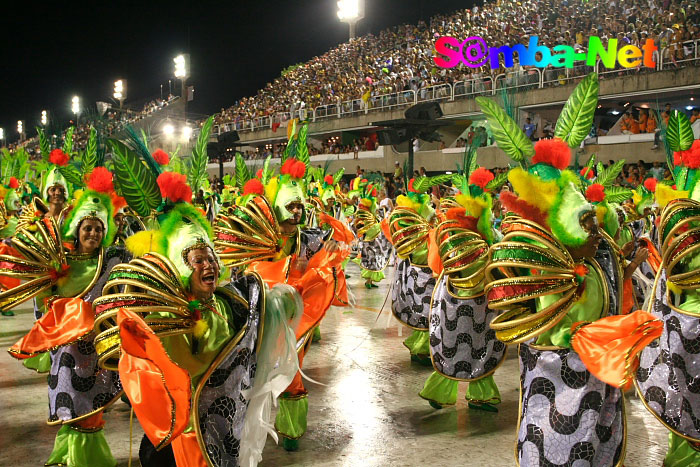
top-left (152, 149), bottom-right (170, 166)
top-left (8, 177), bottom-right (19, 189)
top-left (643, 177), bottom-right (657, 192)
top-left (49, 149), bottom-right (69, 166)
top-left (674, 140), bottom-right (700, 169)
top-left (324, 175), bottom-right (334, 185)
top-left (579, 167), bottom-right (595, 180)
top-left (281, 158), bottom-right (306, 179)
top-left (111, 193), bottom-right (127, 212)
top-left (243, 178), bottom-right (264, 195)
top-left (585, 183), bottom-right (606, 202)
top-left (157, 172), bottom-right (192, 203)
top-left (256, 169), bottom-right (263, 178)
top-left (469, 167), bottom-right (495, 190)
top-left (532, 138), bottom-right (570, 170)
top-left (87, 167), bottom-right (114, 193)
top-left (371, 188), bottom-right (378, 197)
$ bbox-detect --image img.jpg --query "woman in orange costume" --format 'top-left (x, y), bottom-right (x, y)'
top-left (5, 168), bottom-right (127, 467)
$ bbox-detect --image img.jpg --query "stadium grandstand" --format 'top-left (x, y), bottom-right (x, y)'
top-left (201, 0), bottom-right (699, 185)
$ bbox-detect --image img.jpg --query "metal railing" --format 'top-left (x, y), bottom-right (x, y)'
top-left (211, 46), bottom-right (700, 136)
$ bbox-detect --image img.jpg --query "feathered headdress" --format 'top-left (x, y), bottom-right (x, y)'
top-left (477, 73), bottom-right (602, 247)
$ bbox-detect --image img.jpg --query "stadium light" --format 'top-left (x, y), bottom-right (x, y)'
top-left (41, 110), bottom-right (48, 126)
top-left (337, 0), bottom-right (364, 40)
top-left (114, 79), bottom-right (127, 108)
top-left (0, 128), bottom-right (4, 144)
top-left (17, 120), bottom-right (23, 134)
top-left (163, 123), bottom-right (175, 137)
top-left (71, 96), bottom-right (80, 115)
top-left (181, 126), bottom-right (192, 141)
top-left (174, 54), bottom-right (189, 79)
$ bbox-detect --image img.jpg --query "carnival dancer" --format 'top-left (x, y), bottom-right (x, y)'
top-left (387, 175), bottom-right (447, 364)
top-left (214, 121), bottom-right (353, 452)
top-left (634, 116), bottom-right (700, 466)
top-left (417, 166), bottom-right (507, 411)
top-left (353, 176), bottom-right (391, 289)
top-left (5, 167), bottom-right (128, 467)
top-left (480, 73), bottom-right (662, 467)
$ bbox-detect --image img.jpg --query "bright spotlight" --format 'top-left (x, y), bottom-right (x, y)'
top-left (163, 124), bottom-right (175, 136)
top-left (174, 54), bottom-right (189, 78)
top-left (0, 128), bottom-right (4, 140)
top-left (337, 0), bottom-right (364, 39)
top-left (686, 106), bottom-right (694, 111)
top-left (71, 96), bottom-right (80, 114)
top-left (41, 110), bottom-right (48, 125)
top-left (181, 126), bottom-right (192, 141)
top-left (337, 0), bottom-right (360, 20)
top-left (114, 79), bottom-right (126, 101)
top-left (17, 120), bottom-right (23, 134)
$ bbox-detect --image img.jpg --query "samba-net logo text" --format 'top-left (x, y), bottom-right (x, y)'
top-left (434, 36), bottom-right (657, 69)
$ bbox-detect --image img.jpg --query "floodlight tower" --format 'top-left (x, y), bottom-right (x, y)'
top-left (41, 110), bottom-right (48, 126)
top-left (113, 79), bottom-right (127, 108)
top-left (174, 54), bottom-right (190, 117)
top-left (72, 96), bottom-right (80, 124)
top-left (17, 120), bottom-right (24, 142)
top-left (337, 0), bottom-right (364, 40)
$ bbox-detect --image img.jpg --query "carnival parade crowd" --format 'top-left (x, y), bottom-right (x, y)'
top-left (0, 71), bottom-right (700, 467)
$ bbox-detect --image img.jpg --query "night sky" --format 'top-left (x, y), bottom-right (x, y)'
top-left (2, 0), bottom-right (473, 143)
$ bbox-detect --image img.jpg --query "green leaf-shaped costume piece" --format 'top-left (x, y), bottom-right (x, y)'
top-left (554, 72), bottom-right (599, 147)
top-left (235, 153), bottom-right (251, 189)
top-left (109, 140), bottom-right (162, 216)
top-left (62, 127), bottom-right (74, 154)
top-left (666, 110), bottom-right (694, 152)
top-left (188, 116), bottom-right (214, 194)
top-left (475, 97), bottom-right (534, 164)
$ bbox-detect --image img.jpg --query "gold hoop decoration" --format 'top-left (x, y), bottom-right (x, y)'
top-left (485, 217), bottom-right (584, 344)
top-left (435, 219), bottom-right (489, 293)
top-left (658, 198), bottom-right (700, 289)
top-left (389, 207), bottom-right (431, 258)
top-left (213, 196), bottom-right (281, 268)
top-left (93, 252), bottom-right (199, 370)
top-left (0, 216), bottom-right (69, 312)
top-left (353, 207), bottom-right (378, 238)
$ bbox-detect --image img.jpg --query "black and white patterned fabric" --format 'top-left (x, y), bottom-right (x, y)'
top-left (299, 228), bottom-right (332, 260)
top-left (595, 238), bottom-right (621, 316)
top-left (197, 275), bottom-right (262, 467)
top-left (48, 246), bottom-right (131, 423)
top-left (429, 276), bottom-right (505, 380)
top-left (636, 270), bottom-right (700, 441)
top-left (517, 344), bottom-right (625, 467)
top-left (391, 259), bottom-right (436, 330)
top-left (360, 235), bottom-right (391, 272)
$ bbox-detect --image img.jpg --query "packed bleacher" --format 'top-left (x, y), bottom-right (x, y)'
top-left (212, 0), bottom-right (699, 132)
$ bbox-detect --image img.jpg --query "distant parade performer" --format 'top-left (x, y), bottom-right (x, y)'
top-left (419, 165), bottom-right (506, 412)
top-left (387, 175), bottom-right (445, 364)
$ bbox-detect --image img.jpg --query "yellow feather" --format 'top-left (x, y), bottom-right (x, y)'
top-left (125, 231), bottom-right (164, 257)
top-left (455, 194), bottom-right (487, 217)
top-left (508, 168), bottom-right (558, 213)
top-left (655, 183), bottom-right (688, 209)
top-left (264, 178), bottom-right (278, 205)
top-left (193, 319), bottom-right (209, 339)
top-left (395, 195), bottom-right (420, 212)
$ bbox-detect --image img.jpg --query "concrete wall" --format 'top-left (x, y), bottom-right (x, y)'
top-left (207, 139), bottom-right (667, 178)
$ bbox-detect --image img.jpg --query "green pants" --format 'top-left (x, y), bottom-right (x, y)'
top-left (419, 371), bottom-right (501, 406)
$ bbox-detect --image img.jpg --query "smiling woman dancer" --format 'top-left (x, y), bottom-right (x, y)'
top-left (5, 168), bottom-right (128, 467)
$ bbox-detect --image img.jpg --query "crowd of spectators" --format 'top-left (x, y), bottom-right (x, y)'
top-left (211, 0), bottom-right (699, 130)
